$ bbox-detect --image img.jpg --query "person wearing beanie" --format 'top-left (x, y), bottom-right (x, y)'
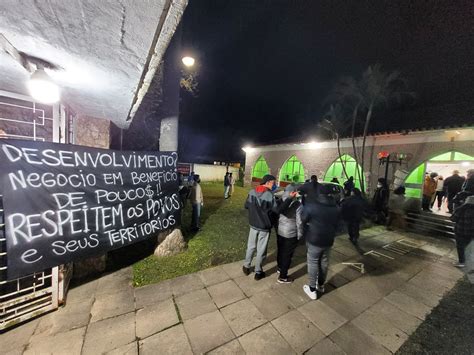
top-left (298, 184), bottom-right (341, 300)
top-left (450, 195), bottom-right (474, 268)
top-left (341, 188), bottom-right (368, 244)
top-left (243, 174), bottom-right (279, 280)
top-left (387, 186), bottom-right (407, 230)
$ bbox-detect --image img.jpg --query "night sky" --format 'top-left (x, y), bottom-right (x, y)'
top-left (179, 0), bottom-right (474, 163)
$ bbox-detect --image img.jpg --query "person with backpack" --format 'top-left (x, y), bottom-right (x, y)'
top-left (298, 184), bottom-right (341, 300)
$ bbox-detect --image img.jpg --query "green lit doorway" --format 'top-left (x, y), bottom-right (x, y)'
top-left (251, 156), bottom-right (270, 183)
top-left (404, 151), bottom-right (474, 198)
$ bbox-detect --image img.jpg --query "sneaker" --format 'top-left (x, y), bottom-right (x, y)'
top-left (276, 269), bottom-right (281, 275)
top-left (277, 277), bottom-right (293, 284)
top-left (303, 285), bottom-right (317, 300)
top-left (254, 271), bottom-right (266, 281)
top-left (242, 266), bottom-right (251, 276)
top-left (453, 262), bottom-right (465, 268)
top-left (316, 284), bottom-right (325, 293)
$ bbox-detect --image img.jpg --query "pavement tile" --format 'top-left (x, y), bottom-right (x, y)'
top-left (327, 273), bottom-right (350, 288)
top-left (169, 273), bottom-right (205, 296)
top-left (238, 323), bottom-right (296, 355)
top-left (305, 337), bottom-right (346, 355)
top-left (319, 290), bottom-right (370, 321)
top-left (249, 289), bottom-right (293, 320)
top-left (175, 288), bottom-right (217, 320)
top-left (139, 324), bottom-right (192, 355)
top-left (233, 274), bottom-right (274, 297)
top-left (105, 341), bottom-right (138, 355)
top-left (333, 245), bottom-right (361, 258)
top-left (66, 279), bottom-right (99, 304)
top-left (90, 288), bottom-right (135, 322)
top-left (397, 282), bottom-right (442, 308)
top-left (96, 269), bottom-right (133, 296)
top-left (352, 310), bottom-right (408, 352)
top-left (222, 260), bottom-right (247, 279)
top-left (33, 299), bottom-right (93, 337)
top-left (207, 339), bottom-right (245, 354)
top-left (272, 310), bottom-right (325, 353)
top-left (221, 299), bottom-right (267, 336)
top-left (329, 263), bottom-right (364, 282)
top-left (198, 266), bottom-right (230, 287)
top-left (24, 326), bottom-right (85, 355)
top-left (329, 322), bottom-right (391, 355)
top-left (369, 299), bottom-right (422, 335)
top-left (298, 300), bottom-right (347, 336)
top-left (207, 280), bottom-right (246, 308)
top-left (183, 310), bottom-right (235, 354)
top-left (0, 318), bottom-right (39, 353)
top-left (82, 312), bottom-right (136, 355)
top-left (134, 281), bottom-right (173, 309)
top-left (385, 290), bottom-right (432, 320)
top-left (136, 298), bottom-right (179, 339)
top-left (272, 282), bottom-right (309, 308)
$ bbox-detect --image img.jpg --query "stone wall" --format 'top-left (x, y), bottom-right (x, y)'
top-left (72, 115), bottom-right (110, 278)
top-left (73, 115), bottom-right (110, 149)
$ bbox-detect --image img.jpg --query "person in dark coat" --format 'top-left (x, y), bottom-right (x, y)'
top-left (372, 178), bottom-right (389, 224)
top-left (224, 172), bottom-right (231, 199)
top-left (341, 188), bottom-right (368, 244)
top-left (462, 169), bottom-right (474, 193)
top-left (243, 174), bottom-right (278, 280)
top-left (444, 170), bottom-right (465, 213)
top-left (343, 176), bottom-right (355, 197)
top-left (275, 184), bottom-right (300, 283)
top-left (297, 184), bottom-right (341, 300)
top-left (298, 175), bottom-right (319, 205)
top-left (450, 195), bottom-right (474, 268)
top-left (331, 177), bottom-right (340, 184)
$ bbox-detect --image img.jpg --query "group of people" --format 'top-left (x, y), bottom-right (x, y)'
top-left (242, 170), bottom-right (474, 300)
top-left (243, 174), bottom-right (365, 300)
top-left (422, 169), bottom-right (474, 213)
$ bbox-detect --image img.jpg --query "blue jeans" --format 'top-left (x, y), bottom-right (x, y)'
top-left (192, 203), bottom-right (201, 230)
top-left (307, 243), bottom-right (331, 288)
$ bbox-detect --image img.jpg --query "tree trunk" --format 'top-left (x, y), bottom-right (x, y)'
top-left (336, 132), bottom-right (349, 180)
top-left (351, 103), bottom-right (362, 189)
top-left (360, 102), bottom-right (374, 195)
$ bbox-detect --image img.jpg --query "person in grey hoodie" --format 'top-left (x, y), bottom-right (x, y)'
top-left (275, 184), bottom-right (301, 283)
top-left (298, 184), bottom-right (341, 300)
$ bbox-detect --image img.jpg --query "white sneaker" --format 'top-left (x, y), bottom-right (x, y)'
top-left (316, 284), bottom-right (325, 293)
top-left (303, 285), bottom-right (317, 300)
top-left (453, 262), bottom-right (465, 268)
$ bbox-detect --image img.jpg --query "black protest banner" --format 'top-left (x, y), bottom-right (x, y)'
top-left (0, 139), bottom-right (180, 280)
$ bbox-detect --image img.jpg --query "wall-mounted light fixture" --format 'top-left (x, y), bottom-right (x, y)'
top-left (27, 68), bottom-right (60, 104)
top-left (182, 56), bottom-right (195, 67)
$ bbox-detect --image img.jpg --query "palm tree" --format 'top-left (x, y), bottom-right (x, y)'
top-left (328, 64), bottom-right (412, 194)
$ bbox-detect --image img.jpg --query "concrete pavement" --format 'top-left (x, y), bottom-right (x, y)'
top-left (1, 226), bottom-right (465, 354)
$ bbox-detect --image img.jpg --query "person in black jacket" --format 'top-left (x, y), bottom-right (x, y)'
top-left (372, 178), bottom-right (389, 223)
top-left (298, 175), bottom-right (320, 205)
top-left (297, 184), bottom-right (341, 300)
top-left (341, 188), bottom-right (368, 244)
top-left (343, 176), bottom-right (355, 197)
top-left (444, 170), bottom-right (465, 213)
top-left (243, 174), bottom-right (278, 280)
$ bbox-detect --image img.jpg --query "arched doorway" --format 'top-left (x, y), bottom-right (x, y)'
top-left (323, 154), bottom-right (365, 190)
top-left (251, 156), bottom-right (270, 183)
top-left (279, 155), bottom-right (305, 186)
top-left (405, 151), bottom-right (474, 198)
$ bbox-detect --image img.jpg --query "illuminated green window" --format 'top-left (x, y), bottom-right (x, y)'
top-left (404, 163), bottom-right (425, 198)
top-left (251, 156), bottom-right (269, 180)
top-left (324, 154), bottom-right (365, 190)
top-left (430, 151), bottom-right (474, 162)
top-left (430, 152), bottom-right (452, 161)
top-left (453, 152), bottom-right (474, 161)
top-left (279, 155), bottom-right (305, 183)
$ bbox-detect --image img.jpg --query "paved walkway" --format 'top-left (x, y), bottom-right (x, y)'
top-left (2, 227), bottom-right (465, 354)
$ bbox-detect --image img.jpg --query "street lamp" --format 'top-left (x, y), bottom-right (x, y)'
top-left (182, 56), bottom-right (195, 67)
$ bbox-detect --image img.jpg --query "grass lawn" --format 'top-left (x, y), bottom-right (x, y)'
top-left (132, 182), bottom-right (277, 287)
